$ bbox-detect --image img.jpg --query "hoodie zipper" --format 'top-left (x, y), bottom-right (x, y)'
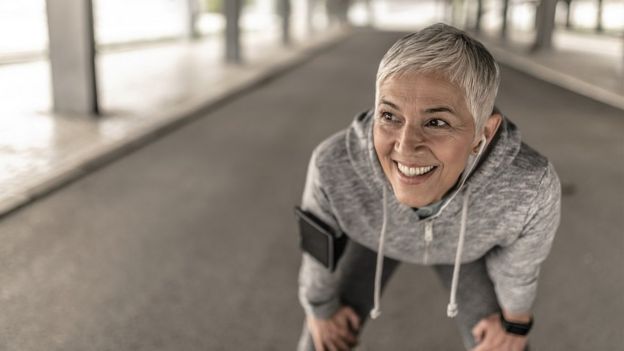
top-left (423, 221), bottom-right (433, 264)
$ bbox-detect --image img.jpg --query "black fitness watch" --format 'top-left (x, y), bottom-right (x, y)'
top-left (499, 313), bottom-right (533, 336)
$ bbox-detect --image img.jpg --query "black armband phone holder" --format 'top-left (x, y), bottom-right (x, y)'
top-left (294, 206), bottom-right (347, 272)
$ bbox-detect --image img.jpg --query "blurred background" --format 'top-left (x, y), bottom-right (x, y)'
top-left (0, 0), bottom-right (622, 350)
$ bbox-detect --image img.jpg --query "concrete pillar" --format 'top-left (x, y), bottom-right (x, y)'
top-left (224, 0), bottom-right (243, 63)
top-left (278, 0), bottom-right (292, 46)
top-left (306, 0), bottom-right (316, 35)
top-left (326, 0), bottom-right (337, 26)
top-left (450, 0), bottom-right (466, 27)
top-left (327, 0), bottom-right (351, 27)
top-left (441, 0), bottom-right (452, 24)
top-left (45, 0), bottom-right (99, 115)
top-left (364, 0), bottom-right (375, 27)
top-left (532, 0), bottom-right (558, 52)
top-left (596, 0), bottom-right (603, 32)
top-left (185, 0), bottom-right (201, 39)
top-left (621, 35), bottom-right (624, 79)
top-left (565, 0), bottom-right (572, 29)
top-left (474, 0), bottom-right (484, 32)
top-left (501, 0), bottom-right (510, 39)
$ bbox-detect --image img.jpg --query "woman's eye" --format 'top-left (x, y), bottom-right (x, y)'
top-left (380, 112), bottom-right (399, 123)
top-left (426, 119), bottom-right (449, 128)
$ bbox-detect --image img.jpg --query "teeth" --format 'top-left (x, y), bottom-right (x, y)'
top-left (397, 163), bottom-right (435, 177)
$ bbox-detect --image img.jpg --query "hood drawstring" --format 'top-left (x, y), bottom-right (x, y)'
top-left (447, 187), bottom-right (470, 317)
top-left (370, 185), bottom-right (388, 319)
top-left (369, 136), bottom-right (488, 320)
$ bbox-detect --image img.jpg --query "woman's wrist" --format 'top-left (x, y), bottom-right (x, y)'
top-left (500, 309), bottom-right (533, 336)
top-left (501, 309), bottom-right (532, 323)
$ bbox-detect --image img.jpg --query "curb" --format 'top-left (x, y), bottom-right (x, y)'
top-left (486, 43), bottom-right (624, 111)
top-left (0, 30), bottom-right (352, 219)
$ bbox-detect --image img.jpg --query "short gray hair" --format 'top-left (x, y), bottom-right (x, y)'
top-left (376, 23), bottom-right (500, 134)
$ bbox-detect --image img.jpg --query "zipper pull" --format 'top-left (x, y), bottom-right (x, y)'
top-left (425, 221), bottom-right (433, 242)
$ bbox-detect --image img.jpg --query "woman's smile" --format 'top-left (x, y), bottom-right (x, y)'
top-left (394, 161), bottom-right (438, 184)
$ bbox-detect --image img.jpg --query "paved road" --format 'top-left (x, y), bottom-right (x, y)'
top-left (0, 30), bottom-right (622, 350)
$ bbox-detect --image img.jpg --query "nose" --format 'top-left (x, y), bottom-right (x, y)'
top-left (395, 123), bottom-right (426, 154)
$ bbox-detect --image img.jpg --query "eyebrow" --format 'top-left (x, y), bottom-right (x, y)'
top-left (379, 99), bottom-right (400, 110)
top-left (380, 99), bottom-right (456, 115)
top-left (425, 106), bottom-right (455, 114)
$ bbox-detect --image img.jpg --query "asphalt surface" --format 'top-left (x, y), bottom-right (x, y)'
top-left (0, 30), bottom-right (622, 350)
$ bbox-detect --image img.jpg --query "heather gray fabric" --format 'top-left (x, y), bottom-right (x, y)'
top-left (319, 238), bottom-right (401, 320)
top-left (297, 240), bottom-right (401, 351)
top-left (296, 240), bottom-right (509, 350)
top-left (298, 109), bottom-right (561, 321)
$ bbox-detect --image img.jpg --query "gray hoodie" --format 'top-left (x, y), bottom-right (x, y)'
top-left (298, 109), bottom-right (561, 319)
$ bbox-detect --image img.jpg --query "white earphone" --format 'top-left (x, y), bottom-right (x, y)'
top-left (473, 135), bottom-right (487, 156)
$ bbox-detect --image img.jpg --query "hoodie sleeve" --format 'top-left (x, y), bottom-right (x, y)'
top-left (485, 162), bottom-right (562, 314)
top-left (297, 149), bottom-right (343, 320)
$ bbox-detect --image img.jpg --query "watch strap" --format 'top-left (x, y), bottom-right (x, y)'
top-left (499, 313), bottom-right (533, 336)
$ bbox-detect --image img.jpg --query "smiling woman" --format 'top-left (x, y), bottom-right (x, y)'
top-left (295, 23), bottom-right (561, 351)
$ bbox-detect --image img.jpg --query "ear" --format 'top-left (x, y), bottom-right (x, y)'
top-left (473, 111), bottom-right (502, 153)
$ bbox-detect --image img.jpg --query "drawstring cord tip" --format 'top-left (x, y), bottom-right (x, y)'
top-left (370, 309), bottom-right (382, 319)
top-left (446, 303), bottom-right (458, 318)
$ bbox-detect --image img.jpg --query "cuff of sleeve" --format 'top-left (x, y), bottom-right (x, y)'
top-left (304, 298), bottom-right (342, 320)
top-left (497, 287), bottom-right (536, 315)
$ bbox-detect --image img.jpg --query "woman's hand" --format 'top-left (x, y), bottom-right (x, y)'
top-left (471, 313), bottom-right (528, 351)
top-left (307, 305), bottom-right (361, 351)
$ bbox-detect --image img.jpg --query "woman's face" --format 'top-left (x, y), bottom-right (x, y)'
top-left (373, 71), bottom-right (478, 208)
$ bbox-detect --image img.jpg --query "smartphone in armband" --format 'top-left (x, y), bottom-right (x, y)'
top-left (294, 206), bottom-right (348, 272)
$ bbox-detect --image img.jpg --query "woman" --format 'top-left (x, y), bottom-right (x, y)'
top-left (296, 23), bottom-right (561, 351)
